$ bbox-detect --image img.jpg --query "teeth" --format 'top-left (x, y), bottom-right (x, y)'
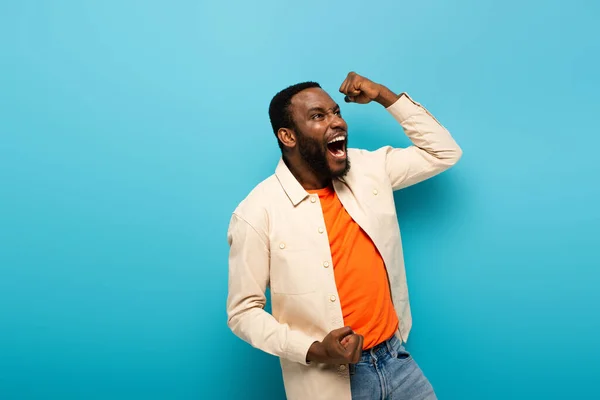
top-left (328, 136), bottom-right (345, 144)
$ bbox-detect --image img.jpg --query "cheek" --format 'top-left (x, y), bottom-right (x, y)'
top-left (304, 126), bottom-right (327, 144)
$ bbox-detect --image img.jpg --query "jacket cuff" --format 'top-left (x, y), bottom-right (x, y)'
top-left (385, 92), bottom-right (421, 123)
top-left (286, 330), bottom-right (318, 365)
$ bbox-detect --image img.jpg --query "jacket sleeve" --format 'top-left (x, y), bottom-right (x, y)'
top-left (226, 213), bottom-right (317, 365)
top-left (381, 93), bottom-right (463, 190)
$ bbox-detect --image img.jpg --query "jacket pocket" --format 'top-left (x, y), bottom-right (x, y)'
top-left (270, 248), bottom-right (317, 295)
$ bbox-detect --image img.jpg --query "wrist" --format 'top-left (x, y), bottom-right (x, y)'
top-left (306, 341), bottom-right (325, 363)
top-left (374, 85), bottom-right (400, 108)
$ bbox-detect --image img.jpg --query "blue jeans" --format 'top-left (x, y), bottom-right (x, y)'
top-left (349, 335), bottom-right (437, 400)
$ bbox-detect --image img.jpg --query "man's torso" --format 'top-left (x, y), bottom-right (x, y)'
top-left (233, 149), bottom-right (413, 399)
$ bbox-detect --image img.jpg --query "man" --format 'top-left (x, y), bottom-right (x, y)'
top-left (226, 72), bottom-right (462, 399)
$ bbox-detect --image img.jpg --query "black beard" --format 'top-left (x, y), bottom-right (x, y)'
top-left (295, 130), bottom-right (350, 179)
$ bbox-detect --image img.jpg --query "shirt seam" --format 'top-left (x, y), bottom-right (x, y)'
top-left (232, 212), bottom-right (269, 251)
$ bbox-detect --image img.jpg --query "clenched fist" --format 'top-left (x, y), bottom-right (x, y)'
top-left (306, 326), bottom-right (364, 365)
top-left (339, 72), bottom-right (400, 108)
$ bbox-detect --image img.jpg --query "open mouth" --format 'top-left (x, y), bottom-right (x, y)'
top-left (327, 135), bottom-right (347, 159)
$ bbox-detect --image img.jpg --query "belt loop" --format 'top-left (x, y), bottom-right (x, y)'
top-left (386, 336), bottom-right (397, 358)
top-left (370, 347), bottom-right (377, 364)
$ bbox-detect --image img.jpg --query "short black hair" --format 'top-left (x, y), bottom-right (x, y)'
top-left (268, 81), bottom-right (321, 151)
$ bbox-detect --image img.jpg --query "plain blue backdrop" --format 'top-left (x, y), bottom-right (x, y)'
top-left (1, 1), bottom-right (599, 399)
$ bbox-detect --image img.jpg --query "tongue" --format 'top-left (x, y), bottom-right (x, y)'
top-left (327, 141), bottom-right (345, 157)
top-left (329, 148), bottom-right (345, 158)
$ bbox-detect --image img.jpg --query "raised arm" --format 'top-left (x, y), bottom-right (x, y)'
top-left (340, 72), bottom-right (462, 190)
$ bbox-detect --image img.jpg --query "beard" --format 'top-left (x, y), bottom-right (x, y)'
top-left (295, 129), bottom-right (350, 179)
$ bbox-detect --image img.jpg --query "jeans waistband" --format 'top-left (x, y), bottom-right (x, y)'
top-left (358, 334), bottom-right (401, 364)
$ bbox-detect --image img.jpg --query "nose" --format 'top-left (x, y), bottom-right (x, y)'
top-left (329, 112), bottom-right (346, 130)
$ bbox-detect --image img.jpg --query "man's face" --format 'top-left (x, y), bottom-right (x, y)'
top-left (289, 88), bottom-right (350, 178)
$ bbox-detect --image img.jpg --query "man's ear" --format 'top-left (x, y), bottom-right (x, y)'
top-left (277, 128), bottom-right (296, 150)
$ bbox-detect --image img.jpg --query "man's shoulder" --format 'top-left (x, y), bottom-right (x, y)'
top-left (230, 173), bottom-right (280, 226)
top-left (347, 146), bottom-right (389, 169)
top-left (347, 146), bottom-right (389, 159)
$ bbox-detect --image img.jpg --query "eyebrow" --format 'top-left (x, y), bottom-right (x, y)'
top-left (306, 104), bottom-right (340, 115)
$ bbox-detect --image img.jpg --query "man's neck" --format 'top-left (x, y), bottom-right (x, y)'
top-left (283, 156), bottom-right (331, 191)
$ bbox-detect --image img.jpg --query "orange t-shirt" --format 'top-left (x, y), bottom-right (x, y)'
top-left (309, 185), bottom-right (399, 349)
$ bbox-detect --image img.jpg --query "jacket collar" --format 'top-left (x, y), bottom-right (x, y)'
top-left (275, 158), bottom-right (309, 206)
top-left (275, 157), bottom-right (349, 206)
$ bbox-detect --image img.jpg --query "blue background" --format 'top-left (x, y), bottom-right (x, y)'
top-left (1, 1), bottom-right (599, 399)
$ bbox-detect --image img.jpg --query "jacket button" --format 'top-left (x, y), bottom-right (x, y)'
top-left (318, 227), bottom-right (324, 234)
top-left (329, 295), bottom-right (336, 302)
top-left (310, 196), bottom-right (317, 203)
top-left (339, 365), bottom-right (346, 371)
top-left (373, 189), bottom-right (378, 195)
top-left (279, 243), bottom-right (285, 249)
top-left (323, 261), bottom-right (330, 268)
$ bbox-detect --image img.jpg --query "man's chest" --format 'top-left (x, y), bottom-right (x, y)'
top-left (266, 182), bottom-right (400, 295)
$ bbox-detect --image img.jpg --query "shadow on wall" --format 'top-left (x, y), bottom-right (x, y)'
top-left (393, 170), bottom-right (468, 230)
top-left (390, 160), bottom-right (472, 302)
